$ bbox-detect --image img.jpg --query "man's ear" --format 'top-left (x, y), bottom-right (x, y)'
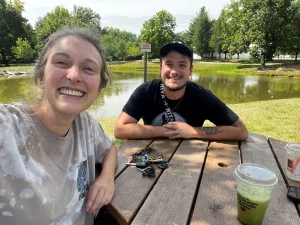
top-left (97, 88), bottom-right (101, 96)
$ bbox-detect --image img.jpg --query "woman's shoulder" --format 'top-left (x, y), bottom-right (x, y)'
top-left (0, 102), bottom-right (29, 121)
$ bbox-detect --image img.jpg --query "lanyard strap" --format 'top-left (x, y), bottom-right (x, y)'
top-left (160, 83), bottom-right (176, 123)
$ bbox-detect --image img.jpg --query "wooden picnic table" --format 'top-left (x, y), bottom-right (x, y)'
top-left (101, 133), bottom-right (300, 225)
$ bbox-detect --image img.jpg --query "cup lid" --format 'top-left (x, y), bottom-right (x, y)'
top-left (285, 143), bottom-right (300, 152)
top-left (234, 163), bottom-right (278, 187)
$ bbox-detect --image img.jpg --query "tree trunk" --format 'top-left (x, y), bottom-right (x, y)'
top-left (211, 52), bottom-right (213, 59)
top-left (1, 52), bottom-right (9, 66)
top-left (237, 53), bottom-right (240, 59)
top-left (225, 53), bottom-right (227, 59)
top-left (295, 52), bottom-right (298, 64)
top-left (260, 56), bottom-right (265, 68)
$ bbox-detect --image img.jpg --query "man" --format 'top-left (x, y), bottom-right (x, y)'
top-left (114, 41), bottom-right (248, 140)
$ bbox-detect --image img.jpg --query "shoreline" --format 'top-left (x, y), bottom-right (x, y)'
top-left (1, 61), bottom-right (300, 78)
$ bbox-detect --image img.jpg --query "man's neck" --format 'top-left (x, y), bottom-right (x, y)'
top-left (163, 86), bottom-right (186, 100)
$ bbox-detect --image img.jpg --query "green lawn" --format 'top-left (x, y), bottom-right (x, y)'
top-left (98, 98), bottom-right (300, 144)
top-left (107, 60), bottom-right (300, 77)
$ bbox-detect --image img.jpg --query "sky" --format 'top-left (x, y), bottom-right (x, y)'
top-left (22, 0), bottom-right (231, 34)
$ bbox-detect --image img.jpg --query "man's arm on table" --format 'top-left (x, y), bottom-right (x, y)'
top-left (163, 119), bottom-right (248, 141)
top-left (114, 112), bottom-right (170, 139)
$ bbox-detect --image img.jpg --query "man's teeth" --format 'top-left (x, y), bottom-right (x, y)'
top-left (59, 88), bottom-right (84, 97)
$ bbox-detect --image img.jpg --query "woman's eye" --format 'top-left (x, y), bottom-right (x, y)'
top-left (56, 60), bottom-right (66, 65)
top-left (84, 67), bottom-right (94, 72)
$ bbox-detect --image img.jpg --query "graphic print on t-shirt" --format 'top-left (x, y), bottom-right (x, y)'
top-left (151, 112), bottom-right (187, 126)
top-left (77, 160), bottom-right (88, 200)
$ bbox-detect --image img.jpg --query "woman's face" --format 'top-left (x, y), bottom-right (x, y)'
top-left (41, 36), bottom-right (102, 116)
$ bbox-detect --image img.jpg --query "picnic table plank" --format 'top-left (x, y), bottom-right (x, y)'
top-left (106, 138), bottom-right (181, 225)
top-left (268, 138), bottom-right (300, 212)
top-left (131, 139), bottom-right (208, 225)
top-left (240, 133), bottom-right (300, 224)
top-left (190, 141), bottom-right (240, 225)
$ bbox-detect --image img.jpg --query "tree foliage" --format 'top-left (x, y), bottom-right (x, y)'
top-left (100, 27), bottom-right (140, 61)
top-left (240, 0), bottom-right (293, 66)
top-left (11, 38), bottom-right (35, 60)
top-left (34, 5), bottom-right (101, 51)
top-left (0, 0), bottom-right (31, 65)
top-left (192, 7), bottom-right (213, 59)
top-left (140, 10), bottom-right (176, 58)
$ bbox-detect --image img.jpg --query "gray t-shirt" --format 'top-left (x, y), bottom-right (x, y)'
top-left (0, 103), bottom-right (113, 225)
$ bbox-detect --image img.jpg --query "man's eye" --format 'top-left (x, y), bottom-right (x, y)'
top-left (180, 64), bottom-right (186, 68)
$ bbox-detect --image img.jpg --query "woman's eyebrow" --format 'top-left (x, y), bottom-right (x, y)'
top-left (52, 52), bottom-right (70, 58)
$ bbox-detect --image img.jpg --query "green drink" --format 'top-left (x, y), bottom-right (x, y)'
top-left (234, 164), bottom-right (278, 225)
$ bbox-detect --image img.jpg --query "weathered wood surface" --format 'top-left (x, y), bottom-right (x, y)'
top-left (107, 138), bottom-right (181, 225)
top-left (241, 133), bottom-right (300, 224)
top-left (103, 133), bottom-right (300, 225)
top-left (131, 139), bottom-right (208, 225)
top-left (190, 141), bottom-right (240, 225)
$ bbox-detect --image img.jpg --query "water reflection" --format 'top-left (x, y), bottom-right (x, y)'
top-left (1, 72), bottom-right (300, 118)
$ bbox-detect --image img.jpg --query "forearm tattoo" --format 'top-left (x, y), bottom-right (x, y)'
top-left (198, 127), bottom-right (222, 136)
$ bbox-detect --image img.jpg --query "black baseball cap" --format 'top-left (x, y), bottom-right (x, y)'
top-left (160, 41), bottom-right (193, 61)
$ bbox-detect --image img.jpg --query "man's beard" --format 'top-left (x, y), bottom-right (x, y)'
top-left (162, 79), bottom-right (187, 92)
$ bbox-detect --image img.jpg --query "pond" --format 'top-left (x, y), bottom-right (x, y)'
top-left (1, 72), bottom-right (300, 118)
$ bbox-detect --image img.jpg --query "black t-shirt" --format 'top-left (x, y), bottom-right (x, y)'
top-left (122, 79), bottom-right (239, 127)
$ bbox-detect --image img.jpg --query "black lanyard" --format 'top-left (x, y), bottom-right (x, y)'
top-left (160, 83), bottom-right (176, 123)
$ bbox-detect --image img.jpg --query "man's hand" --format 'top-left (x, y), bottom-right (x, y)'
top-left (163, 121), bottom-right (197, 139)
top-left (86, 175), bottom-right (115, 213)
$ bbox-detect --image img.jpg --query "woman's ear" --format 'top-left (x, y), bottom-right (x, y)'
top-left (40, 79), bottom-right (44, 89)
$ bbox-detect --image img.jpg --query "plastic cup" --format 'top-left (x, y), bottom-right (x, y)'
top-left (285, 143), bottom-right (300, 181)
top-left (233, 163), bottom-right (278, 225)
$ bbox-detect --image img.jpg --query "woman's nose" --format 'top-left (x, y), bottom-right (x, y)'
top-left (66, 66), bottom-right (81, 82)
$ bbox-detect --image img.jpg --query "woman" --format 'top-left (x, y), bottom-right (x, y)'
top-left (0, 27), bottom-right (117, 225)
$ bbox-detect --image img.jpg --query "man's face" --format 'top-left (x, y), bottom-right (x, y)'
top-left (161, 51), bottom-right (192, 92)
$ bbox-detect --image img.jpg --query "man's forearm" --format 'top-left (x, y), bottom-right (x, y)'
top-left (115, 124), bottom-right (168, 139)
top-left (195, 120), bottom-right (248, 141)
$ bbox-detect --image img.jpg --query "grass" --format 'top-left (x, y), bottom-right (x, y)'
top-left (98, 98), bottom-right (300, 144)
top-left (107, 60), bottom-right (300, 77)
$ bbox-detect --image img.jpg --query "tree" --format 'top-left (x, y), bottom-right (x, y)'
top-left (34, 5), bottom-right (101, 51)
top-left (281, 0), bottom-right (300, 64)
top-left (0, 0), bottom-right (30, 65)
top-left (72, 5), bottom-right (101, 33)
top-left (140, 10), bottom-right (176, 58)
top-left (219, 1), bottom-right (249, 59)
top-left (11, 38), bottom-right (35, 61)
top-left (209, 18), bottom-right (223, 59)
top-left (100, 27), bottom-right (140, 61)
top-left (175, 31), bottom-right (190, 44)
top-left (192, 7), bottom-right (213, 59)
top-left (240, 0), bottom-right (293, 67)
top-left (34, 6), bottom-right (73, 50)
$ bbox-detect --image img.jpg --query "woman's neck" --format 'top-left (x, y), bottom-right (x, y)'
top-left (33, 101), bottom-right (75, 137)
